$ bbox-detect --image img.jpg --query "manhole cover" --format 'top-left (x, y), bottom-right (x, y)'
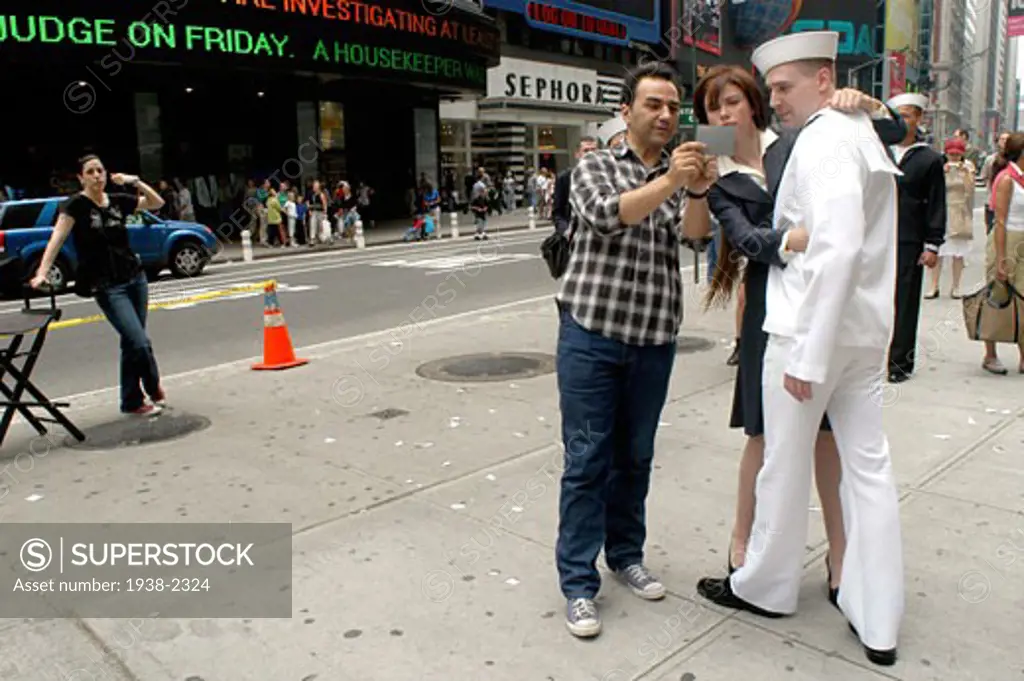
top-left (416, 352), bottom-right (556, 383)
top-left (68, 410), bottom-right (211, 450)
top-left (676, 336), bottom-right (716, 354)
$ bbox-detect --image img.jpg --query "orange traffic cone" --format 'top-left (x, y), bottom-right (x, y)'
top-left (252, 281), bottom-right (308, 370)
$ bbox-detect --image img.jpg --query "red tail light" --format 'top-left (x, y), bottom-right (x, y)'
top-left (0, 231), bottom-right (5, 253)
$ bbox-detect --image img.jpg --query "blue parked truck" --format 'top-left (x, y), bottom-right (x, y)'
top-left (0, 197), bottom-right (220, 294)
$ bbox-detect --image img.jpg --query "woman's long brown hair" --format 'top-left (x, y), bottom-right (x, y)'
top-left (692, 65), bottom-right (769, 312)
top-left (704, 234), bottom-right (745, 311)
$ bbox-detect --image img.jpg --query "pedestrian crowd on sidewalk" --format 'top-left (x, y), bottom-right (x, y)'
top-left (240, 176), bottom-right (375, 249)
top-left (541, 29), bottom-right (1024, 671)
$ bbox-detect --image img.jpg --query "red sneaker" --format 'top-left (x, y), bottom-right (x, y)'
top-left (125, 403), bottom-right (162, 417)
top-left (152, 387), bottom-right (167, 407)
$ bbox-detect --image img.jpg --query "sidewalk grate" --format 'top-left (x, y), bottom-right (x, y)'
top-left (68, 410), bottom-right (212, 450)
top-left (416, 352), bottom-right (555, 383)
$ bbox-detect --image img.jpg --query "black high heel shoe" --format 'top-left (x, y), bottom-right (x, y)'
top-left (847, 621), bottom-right (898, 666)
top-left (825, 553), bottom-right (839, 610)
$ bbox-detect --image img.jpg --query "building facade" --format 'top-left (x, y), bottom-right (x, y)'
top-left (928, 0), bottom-right (972, 143)
top-left (1, 0), bottom-right (500, 222)
top-left (783, 0), bottom-right (883, 93)
top-left (440, 0), bottom-right (659, 204)
top-left (969, 0), bottom-right (1012, 147)
top-left (439, 0), bottom-right (769, 204)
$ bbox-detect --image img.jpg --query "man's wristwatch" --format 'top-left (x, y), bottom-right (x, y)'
top-left (685, 188), bottom-right (709, 200)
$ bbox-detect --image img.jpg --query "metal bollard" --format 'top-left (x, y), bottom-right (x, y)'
top-left (433, 208), bottom-right (443, 239)
top-left (450, 211), bottom-right (460, 239)
top-left (241, 229), bottom-right (254, 263)
top-left (528, 206), bottom-right (536, 230)
top-left (354, 220), bottom-right (366, 249)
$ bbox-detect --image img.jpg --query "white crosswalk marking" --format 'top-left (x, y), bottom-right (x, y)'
top-left (373, 253), bottom-right (536, 273)
top-left (150, 282), bottom-right (320, 309)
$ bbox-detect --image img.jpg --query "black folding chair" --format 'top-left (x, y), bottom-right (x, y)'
top-left (0, 283), bottom-right (85, 448)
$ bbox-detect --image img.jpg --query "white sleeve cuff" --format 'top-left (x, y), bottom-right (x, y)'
top-left (778, 229), bottom-right (796, 264)
top-left (925, 243), bottom-right (940, 253)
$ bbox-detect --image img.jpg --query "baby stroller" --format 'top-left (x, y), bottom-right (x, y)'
top-left (403, 213), bottom-right (436, 242)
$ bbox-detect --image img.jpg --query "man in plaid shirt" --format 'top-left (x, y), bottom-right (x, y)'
top-left (555, 61), bottom-right (719, 638)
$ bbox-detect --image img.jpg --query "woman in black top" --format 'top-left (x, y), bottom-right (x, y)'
top-left (30, 155), bottom-right (168, 416)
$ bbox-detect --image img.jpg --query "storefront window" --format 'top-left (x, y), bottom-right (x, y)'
top-left (414, 108), bottom-right (439, 187)
top-left (319, 102), bottom-right (345, 151)
top-left (440, 122), bottom-right (467, 148)
top-left (525, 124), bottom-right (572, 175)
top-left (537, 126), bottom-right (569, 152)
top-left (134, 93), bottom-right (163, 182)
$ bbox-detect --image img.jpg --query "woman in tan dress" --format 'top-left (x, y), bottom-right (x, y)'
top-left (927, 137), bottom-right (974, 298)
top-left (982, 132), bottom-right (1024, 375)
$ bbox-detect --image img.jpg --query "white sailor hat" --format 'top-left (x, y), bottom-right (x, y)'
top-left (596, 115), bottom-right (627, 146)
top-left (751, 31), bottom-right (839, 76)
top-left (886, 93), bottom-right (929, 111)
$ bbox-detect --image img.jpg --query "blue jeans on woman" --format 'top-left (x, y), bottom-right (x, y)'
top-left (94, 273), bottom-right (162, 412)
top-left (554, 305), bottom-right (676, 599)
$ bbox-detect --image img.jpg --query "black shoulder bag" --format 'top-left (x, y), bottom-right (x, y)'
top-left (540, 219), bottom-right (576, 279)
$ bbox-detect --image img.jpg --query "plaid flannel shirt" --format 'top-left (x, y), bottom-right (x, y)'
top-left (556, 144), bottom-right (685, 346)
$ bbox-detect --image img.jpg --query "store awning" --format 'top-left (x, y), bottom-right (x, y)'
top-left (475, 98), bottom-right (618, 125)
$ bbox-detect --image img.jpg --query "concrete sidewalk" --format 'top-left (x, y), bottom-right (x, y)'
top-left (211, 207), bottom-right (551, 263)
top-left (0, 260), bottom-right (1020, 680)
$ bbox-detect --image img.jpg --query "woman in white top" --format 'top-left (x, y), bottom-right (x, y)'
top-left (174, 178), bottom-right (195, 221)
top-left (535, 169), bottom-right (552, 219)
top-left (927, 137), bottom-right (974, 298)
top-left (982, 132), bottom-right (1024, 374)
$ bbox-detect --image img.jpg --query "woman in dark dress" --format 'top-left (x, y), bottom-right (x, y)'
top-left (30, 155), bottom-right (168, 417)
top-left (682, 66), bottom-right (908, 599)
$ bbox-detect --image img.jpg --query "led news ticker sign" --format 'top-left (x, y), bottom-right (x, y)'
top-left (0, 0), bottom-right (500, 90)
top-left (482, 0), bottom-right (660, 46)
top-left (526, 2), bottom-right (627, 41)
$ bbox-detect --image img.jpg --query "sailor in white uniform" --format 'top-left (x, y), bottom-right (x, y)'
top-left (695, 31), bottom-right (905, 667)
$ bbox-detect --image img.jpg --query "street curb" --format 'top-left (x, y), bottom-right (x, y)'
top-left (209, 221), bottom-right (548, 264)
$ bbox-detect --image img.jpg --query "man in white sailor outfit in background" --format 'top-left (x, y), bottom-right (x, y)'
top-left (696, 31), bottom-right (905, 667)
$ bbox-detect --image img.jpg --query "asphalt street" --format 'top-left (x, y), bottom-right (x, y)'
top-left (11, 186), bottom-right (987, 404)
top-left (9, 232), bottom-right (560, 402)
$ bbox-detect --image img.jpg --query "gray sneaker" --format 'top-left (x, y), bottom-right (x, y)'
top-left (616, 564), bottom-right (666, 600)
top-left (565, 598), bottom-right (601, 638)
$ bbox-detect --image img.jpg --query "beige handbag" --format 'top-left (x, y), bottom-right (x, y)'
top-left (963, 281), bottom-right (1023, 343)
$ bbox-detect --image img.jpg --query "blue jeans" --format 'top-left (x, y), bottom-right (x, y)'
top-left (555, 306), bottom-right (676, 599)
top-left (94, 273), bottom-right (162, 412)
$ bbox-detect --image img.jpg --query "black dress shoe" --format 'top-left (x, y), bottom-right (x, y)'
top-left (696, 576), bottom-right (785, 618)
top-left (847, 621), bottom-right (898, 666)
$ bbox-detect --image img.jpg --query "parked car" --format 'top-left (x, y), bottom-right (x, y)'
top-left (0, 197), bottom-right (220, 294)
